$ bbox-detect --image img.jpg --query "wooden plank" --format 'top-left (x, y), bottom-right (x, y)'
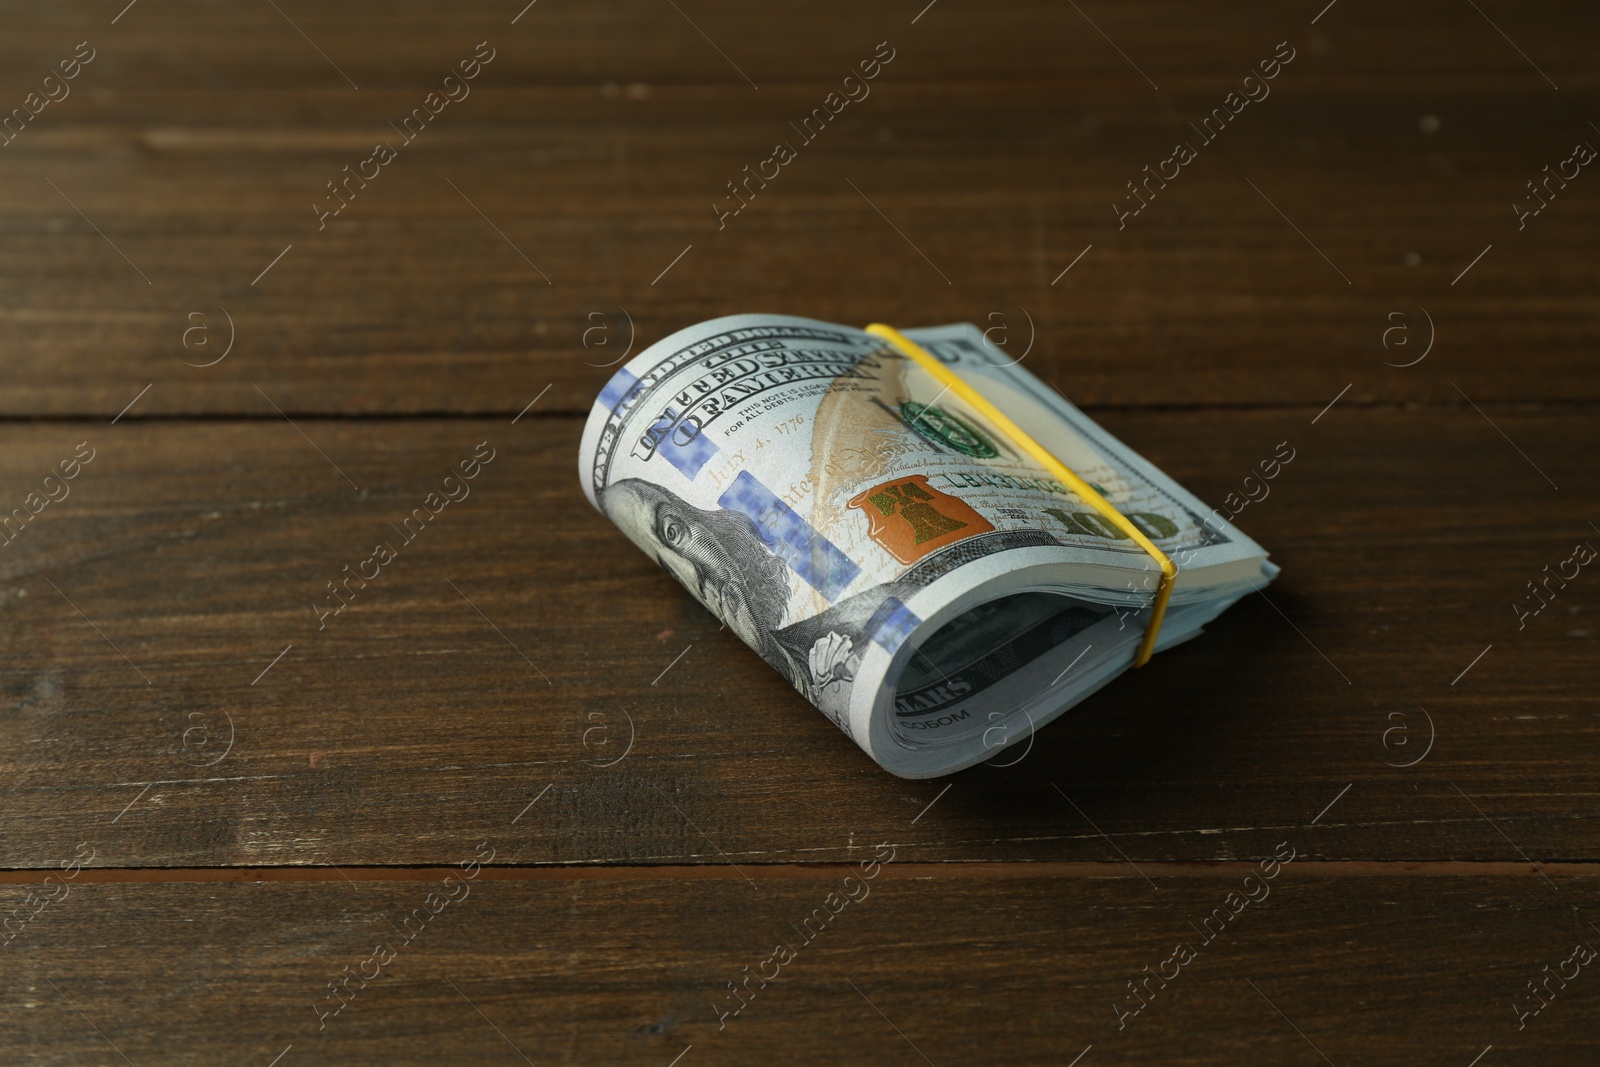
top-left (0, 408), bottom-right (1593, 867)
top-left (2, 868), bottom-right (1596, 1063)
top-left (0, 1), bottom-right (1595, 414)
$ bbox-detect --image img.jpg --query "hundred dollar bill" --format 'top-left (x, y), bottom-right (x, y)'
top-left (579, 314), bottom-right (1275, 777)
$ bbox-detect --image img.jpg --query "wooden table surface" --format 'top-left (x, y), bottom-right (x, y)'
top-left (3, 1), bottom-right (1596, 1063)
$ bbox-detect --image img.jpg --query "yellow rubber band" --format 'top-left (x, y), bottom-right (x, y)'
top-left (865, 323), bottom-right (1177, 668)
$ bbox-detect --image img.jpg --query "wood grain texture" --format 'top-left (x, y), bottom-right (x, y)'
top-left (3, 0), bottom-right (1598, 1061)
top-left (0, 1), bottom-right (1595, 414)
top-left (0, 409), bottom-right (1592, 868)
top-left (3, 870), bottom-right (1597, 1065)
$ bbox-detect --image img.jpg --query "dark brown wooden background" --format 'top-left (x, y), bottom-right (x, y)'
top-left (1, 1), bottom-right (1596, 1063)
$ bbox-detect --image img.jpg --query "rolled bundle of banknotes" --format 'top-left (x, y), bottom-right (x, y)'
top-left (580, 315), bottom-right (1275, 777)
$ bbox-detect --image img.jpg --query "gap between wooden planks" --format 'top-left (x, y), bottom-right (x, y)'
top-left (2, 861), bottom-right (1596, 884)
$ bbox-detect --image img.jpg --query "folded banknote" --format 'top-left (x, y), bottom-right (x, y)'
top-left (579, 314), bottom-right (1275, 777)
